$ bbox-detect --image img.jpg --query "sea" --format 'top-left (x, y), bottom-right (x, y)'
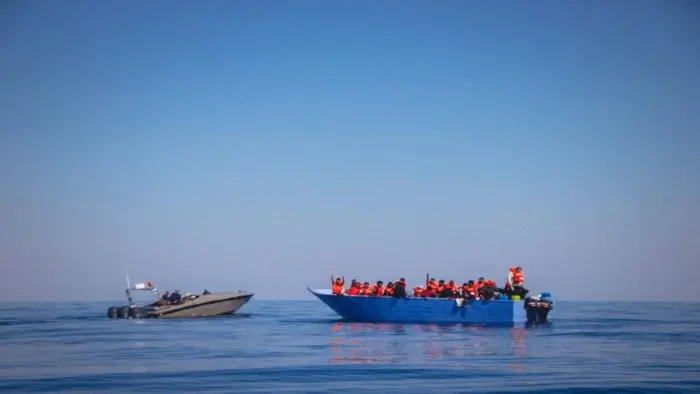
top-left (0, 300), bottom-right (698, 393)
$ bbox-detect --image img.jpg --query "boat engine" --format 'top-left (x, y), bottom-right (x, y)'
top-left (107, 305), bottom-right (156, 319)
top-left (524, 292), bottom-right (553, 325)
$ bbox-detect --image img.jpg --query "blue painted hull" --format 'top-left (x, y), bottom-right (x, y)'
top-left (308, 288), bottom-right (529, 325)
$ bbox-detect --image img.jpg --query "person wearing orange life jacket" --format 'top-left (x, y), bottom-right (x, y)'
top-left (413, 286), bottom-right (424, 297)
top-left (368, 282), bottom-right (376, 295)
top-left (373, 281), bottom-right (385, 296)
top-left (507, 266), bottom-right (524, 288)
top-left (331, 275), bottom-right (345, 295)
top-left (506, 266), bottom-right (529, 299)
top-left (436, 279), bottom-right (445, 293)
top-left (439, 280), bottom-right (456, 298)
top-left (423, 285), bottom-right (438, 298)
top-left (360, 282), bottom-right (372, 296)
top-left (460, 281), bottom-right (477, 300)
top-left (384, 282), bottom-right (394, 296)
top-left (425, 273), bottom-right (437, 289)
top-left (467, 281), bottom-right (479, 299)
top-left (346, 282), bottom-right (361, 296)
top-left (477, 279), bottom-right (498, 300)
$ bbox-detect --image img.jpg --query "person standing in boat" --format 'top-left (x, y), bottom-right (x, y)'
top-left (331, 274), bottom-right (345, 295)
top-left (506, 266), bottom-right (528, 299)
top-left (507, 266), bottom-right (524, 288)
top-left (392, 278), bottom-right (408, 298)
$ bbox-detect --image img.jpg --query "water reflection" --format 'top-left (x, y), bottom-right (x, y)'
top-left (328, 322), bottom-right (528, 370)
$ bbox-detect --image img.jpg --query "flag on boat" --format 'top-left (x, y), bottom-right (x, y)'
top-left (133, 280), bottom-right (153, 289)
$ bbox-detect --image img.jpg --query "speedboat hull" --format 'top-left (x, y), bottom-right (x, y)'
top-left (108, 291), bottom-right (254, 319)
top-left (153, 292), bottom-right (254, 318)
top-left (308, 287), bottom-right (549, 325)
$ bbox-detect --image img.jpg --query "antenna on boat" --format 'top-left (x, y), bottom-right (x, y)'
top-left (124, 270), bottom-right (135, 307)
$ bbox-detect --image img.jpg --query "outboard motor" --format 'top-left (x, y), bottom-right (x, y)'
top-left (525, 292), bottom-right (554, 325)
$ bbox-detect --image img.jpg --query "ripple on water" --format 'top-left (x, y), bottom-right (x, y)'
top-left (0, 300), bottom-right (698, 393)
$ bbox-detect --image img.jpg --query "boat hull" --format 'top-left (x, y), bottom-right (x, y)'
top-left (308, 288), bottom-right (527, 325)
top-left (153, 292), bottom-right (254, 318)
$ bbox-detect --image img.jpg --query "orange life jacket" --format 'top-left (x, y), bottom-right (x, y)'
top-left (413, 287), bottom-right (424, 297)
top-left (509, 267), bottom-right (524, 284)
top-left (462, 285), bottom-right (476, 297)
top-left (384, 287), bottom-right (394, 296)
top-left (347, 287), bottom-right (360, 296)
top-left (514, 271), bottom-right (524, 284)
top-left (374, 286), bottom-right (385, 296)
top-left (332, 283), bottom-right (344, 295)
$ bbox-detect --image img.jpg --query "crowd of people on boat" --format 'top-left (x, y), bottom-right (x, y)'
top-left (331, 267), bottom-right (527, 300)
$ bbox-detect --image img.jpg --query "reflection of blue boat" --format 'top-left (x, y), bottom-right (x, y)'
top-left (308, 287), bottom-right (553, 325)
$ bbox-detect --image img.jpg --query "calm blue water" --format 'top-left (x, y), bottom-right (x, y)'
top-left (1, 300), bottom-right (698, 393)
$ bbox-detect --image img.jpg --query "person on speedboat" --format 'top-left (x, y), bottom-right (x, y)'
top-left (169, 289), bottom-right (182, 304)
top-left (156, 291), bottom-right (171, 305)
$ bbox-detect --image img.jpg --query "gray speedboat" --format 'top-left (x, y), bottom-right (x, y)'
top-left (107, 278), bottom-right (254, 319)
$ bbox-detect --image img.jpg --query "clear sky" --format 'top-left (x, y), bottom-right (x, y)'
top-left (1, 0), bottom-right (698, 302)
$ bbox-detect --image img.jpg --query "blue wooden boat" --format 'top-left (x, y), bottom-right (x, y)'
top-left (307, 287), bottom-right (553, 325)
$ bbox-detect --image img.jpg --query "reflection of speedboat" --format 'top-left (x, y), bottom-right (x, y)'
top-left (308, 287), bottom-right (553, 325)
top-left (107, 278), bottom-right (254, 319)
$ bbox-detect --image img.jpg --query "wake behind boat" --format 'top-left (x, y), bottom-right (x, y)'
top-left (107, 278), bottom-right (254, 319)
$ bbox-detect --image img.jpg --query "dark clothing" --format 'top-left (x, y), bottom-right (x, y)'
top-left (479, 286), bottom-right (496, 300)
top-left (392, 283), bottom-right (407, 298)
top-left (507, 286), bottom-right (529, 299)
top-left (169, 292), bottom-right (182, 304)
top-left (439, 288), bottom-right (455, 298)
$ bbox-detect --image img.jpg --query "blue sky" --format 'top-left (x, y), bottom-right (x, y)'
top-left (1, 0), bottom-right (698, 301)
